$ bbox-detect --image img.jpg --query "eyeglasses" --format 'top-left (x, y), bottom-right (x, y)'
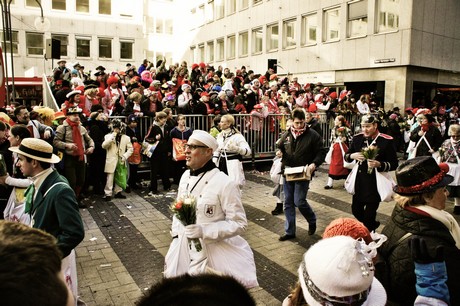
top-left (185, 144), bottom-right (208, 150)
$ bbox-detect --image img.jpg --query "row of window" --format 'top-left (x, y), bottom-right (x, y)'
top-left (12, 0), bottom-right (113, 15)
top-left (191, 0), bottom-right (400, 63)
top-left (193, 0), bottom-right (262, 23)
top-left (1, 31), bottom-right (134, 60)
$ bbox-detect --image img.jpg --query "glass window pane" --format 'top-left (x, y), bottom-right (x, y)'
top-left (156, 19), bottom-right (164, 34)
top-left (76, 38), bottom-right (90, 57)
top-left (76, 0), bottom-right (89, 13)
top-left (208, 41), bottom-right (214, 62)
top-left (217, 38), bottom-right (224, 60)
top-left (99, 0), bottom-right (111, 15)
top-left (239, 32), bottom-right (248, 56)
top-left (165, 19), bottom-right (173, 35)
top-left (240, 0), bottom-right (248, 10)
top-left (26, 32), bottom-right (44, 55)
top-left (252, 27), bottom-right (262, 54)
top-left (99, 38), bottom-right (112, 58)
top-left (349, 0), bottom-right (367, 19)
top-left (120, 41), bottom-right (133, 59)
top-left (216, 0), bottom-right (224, 19)
top-left (284, 19), bottom-right (296, 48)
top-left (267, 24), bottom-right (278, 51)
top-left (228, 0), bottom-right (236, 14)
top-left (324, 8), bottom-right (340, 42)
top-left (376, 0), bottom-right (399, 33)
top-left (227, 35), bottom-right (235, 59)
top-left (302, 14), bottom-right (317, 45)
top-left (1, 31), bottom-right (19, 54)
top-left (253, 0), bottom-right (262, 5)
top-left (52, 0), bottom-right (66, 10)
top-left (26, 0), bottom-right (39, 7)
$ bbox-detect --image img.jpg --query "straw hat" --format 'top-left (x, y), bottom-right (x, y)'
top-left (9, 138), bottom-right (61, 163)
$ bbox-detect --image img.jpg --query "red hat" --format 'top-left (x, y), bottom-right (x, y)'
top-left (323, 218), bottom-right (373, 244)
top-left (405, 107), bottom-right (413, 113)
top-left (199, 62), bottom-right (206, 68)
top-left (339, 89), bottom-right (348, 100)
top-left (200, 92), bottom-right (209, 97)
top-left (236, 69), bottom-right (242, 75)
top-left (192, 63), bottom-right (199, 70)
top-left (55, 80), bottom-right (63, 85)
top-left (258, 75), bottom-right (267, 84)
top-left (75, 85), bottom-right (85, 92)
top-left (107, 76), bottom-right (119, 86)
top-left (269, 74), bottom-right (278, 81)
top-left (54, 111), bottom-right (66, 120)
top-left (329, 92), bottom-right (338, 100)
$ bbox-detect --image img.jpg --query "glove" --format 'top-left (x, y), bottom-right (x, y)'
top-left (409, 236), bottom-right (444, 264)
top-left (225, 142), bottom-right (239, 153)
top-left (184, 224), bottom-right (203, 239)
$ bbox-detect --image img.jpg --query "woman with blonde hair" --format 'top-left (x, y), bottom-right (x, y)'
top-left (123, 91), bottom-right (144, 117)
top-left (214, 114), bottom-right (251, 187)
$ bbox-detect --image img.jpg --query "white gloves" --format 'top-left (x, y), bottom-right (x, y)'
top-left (185, 224), bottom-right (203, 239)
top-left (225, 142), bottom-right (240, 153)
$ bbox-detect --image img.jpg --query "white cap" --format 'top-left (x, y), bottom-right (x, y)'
top-left (188, 130), bottom-right (218, 151)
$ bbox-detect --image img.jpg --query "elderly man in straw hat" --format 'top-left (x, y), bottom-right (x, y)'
top-left (9, 138), bottom-right (84, 257)
top-left (164, 130), bottom-right (258, 289)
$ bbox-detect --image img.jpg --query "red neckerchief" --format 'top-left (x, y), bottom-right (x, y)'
top-left (291, 125), bottom-right (307, 138)
top-left (66, 118), bottom-right (85, 161)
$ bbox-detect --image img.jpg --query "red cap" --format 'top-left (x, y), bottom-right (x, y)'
top-left (107, 76), bottom-right (119, 86)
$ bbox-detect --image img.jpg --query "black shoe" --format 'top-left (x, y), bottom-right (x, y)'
top-left (78, 201), bottom-right (87, 209)
top-left (374, 221), bottom-right (381, 230)
top-left (454, 206), bottom-right (460, 215)
top-left (279, 234), bottom-right (296, 241)
top-left (114, 192), bottom-right (127, 199)
top-left (271, 203), bottom-right (283, 215)
top-left (104, 196), bottom-right (112, 202)
top-left (308, 223), bottom-right (316, 235)
top-left (324, 185), bottom-right (333, 190)
top-left (125, 186), bottom-right (131, 193)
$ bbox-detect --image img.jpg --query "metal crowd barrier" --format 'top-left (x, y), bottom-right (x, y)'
top-left (124, 112), bottom-right (364, 167)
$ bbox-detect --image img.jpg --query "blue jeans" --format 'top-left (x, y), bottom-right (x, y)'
top-left (283, 180), bottom-right (316, 236)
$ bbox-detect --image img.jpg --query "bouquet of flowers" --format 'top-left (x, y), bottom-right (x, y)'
top-left (361, 145), bottom-right (379, 174)
top-left (398, 121), bottom-right (410, 132)
top-left (170, 194), bottom-right (202, 252)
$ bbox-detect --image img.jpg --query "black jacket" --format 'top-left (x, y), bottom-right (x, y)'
top-left (379, 205), bottom-right (460, 305)
top-left (278, 127), bottom-right (326, 169)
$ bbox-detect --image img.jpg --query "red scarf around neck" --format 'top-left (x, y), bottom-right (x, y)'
top-left (291, 125), bottom-right (307, 138)
top-left (66, 118), bottom-right (85, 161)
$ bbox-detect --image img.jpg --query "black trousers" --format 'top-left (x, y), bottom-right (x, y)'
top-left (149, 154), bottom-right (171, 192)
top-left (351, 200), bottom-right (380, 231)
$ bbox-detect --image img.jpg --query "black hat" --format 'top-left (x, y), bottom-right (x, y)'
top-left (95, 65), bottom-right (106, 71)
top-left (393, 156), bottom-right (453, 195)
top-left (84, 80), bottom-right (98, 91)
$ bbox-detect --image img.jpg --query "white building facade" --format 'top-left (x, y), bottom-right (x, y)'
top-left (186, 0), bottom-right (460, 109)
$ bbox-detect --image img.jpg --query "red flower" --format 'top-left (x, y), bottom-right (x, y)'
top-left (175, 201), bottom-right (183, 210)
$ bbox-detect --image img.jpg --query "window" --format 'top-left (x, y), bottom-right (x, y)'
top-left (99, 0), bottom-right (111, 15)
top-left (240, 0), bottom-right (249, 10)
top-left (1, 30), bottom-right (19, 54)
top-left (165, 19), bottom-right (173, 34)
top-left (216, 38), bottom-right (224, 61)
top-left (266, 23), bottom-right (278, 51)
top-left (120, 40), bottom-right (133, 59)
top-left (207, 41), bottom-right (215, 62)
top-left (190, 46), bottom-right (196, 64)
top-left (198, 5), bottom-right (205, 26)
top-left (156, 19), bottom-right (164, 34)
top-left (283, 19), bottom-right (296, 48)
top-left (348, 0), bottom-right (368, 37)
top-left (252, 27), bottom-right (263, 54)
top-left (52, 0), bottom-right (66, 10)
top-left (206, 1), bottom-right (214, 22)
top-left (76, 0), bottom-right (89, 13)
top-left (239, 31), bottom-right (248, 57)
top-left (301, 13), bottom-right (317, 45)
top-left (227, 35), bottom-right (235, 59)
top-left (26, 32), bottom-right (43, 56)
top-left (376, 0), bottom-right (399, 33)
top-left (199, 44), bottom-right (205, 62)
top-left (76, 37), bottom-right (90, 57)
top-left (51, 34), bottom-right (68, 57)
top-left (215, 0), bottom-right (224, 19)
top-left (228, 0), bottom-right (236, 15)
top-left (253, 0), bottom-right (262, 5)
top-left (323, 7), bottom-right (340, 42)
top-left (99, 38), bottom-right (112, 58)
top-left (26, 0), bottom-right (39, 7)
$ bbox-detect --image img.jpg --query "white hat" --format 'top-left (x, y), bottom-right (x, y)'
top-left (299, 236), bottom-right (387, 306)
top-left (188, 130), bottom-right (218, 151)
top-left (9, 138), bottom-right (61, 164)
top-left (66, 90), bottom-right (81, 99)
top-left (181, 83), bottom-right (191, 91)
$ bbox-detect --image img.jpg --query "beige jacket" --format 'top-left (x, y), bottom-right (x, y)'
top-left (102, 132), bottom-right (133, 173)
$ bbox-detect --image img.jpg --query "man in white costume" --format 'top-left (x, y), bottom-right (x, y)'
top-left (164, 130), bottom-right (258, 289)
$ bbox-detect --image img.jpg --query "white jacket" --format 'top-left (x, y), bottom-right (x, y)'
top-left (102, 132), bottom-right (133, 173)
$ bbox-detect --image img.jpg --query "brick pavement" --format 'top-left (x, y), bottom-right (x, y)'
top-left (76, 165), bottom-right (460, 305)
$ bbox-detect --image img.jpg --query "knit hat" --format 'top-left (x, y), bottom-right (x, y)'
top-left (188, 130), bottom-right (218, 151)
top-left (393, 156), bottom-right (453, 195)
top-left (323, 218), bottom-right (373, 244)
top-left (107, 76), bottom-right (119, 86)
top-left (299, 236), bottom-right (386, 306)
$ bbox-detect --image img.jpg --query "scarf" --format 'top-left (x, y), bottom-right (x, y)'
top-left (291, 125), bottom-right (307, 139)
top-left (66, 118), bottom-right (85, 161)
top-left (416, 205), bottom-right (460, 249)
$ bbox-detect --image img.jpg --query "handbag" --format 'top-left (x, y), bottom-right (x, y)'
top-left (270, 157), bottom-right (282, 184)
top-left (114, 160), bottom-right (127, 190)
top-left (344, 163), bottom-right (359, 194)
top-left (284, 166), bottom-right (311, 182)
top-left (142, 140), bottom-right (159, 158)
top-left (338, 142), bottom-right (356, 170)
top-left (172, 138), bottom-right (187, 161)
top-left (375, 170), bottom-right (395, 202)
top-left (324, 145), bottom-right (333, 164)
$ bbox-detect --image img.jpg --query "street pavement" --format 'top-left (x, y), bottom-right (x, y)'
top-left (75, 164), bottom-right (460, 305)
